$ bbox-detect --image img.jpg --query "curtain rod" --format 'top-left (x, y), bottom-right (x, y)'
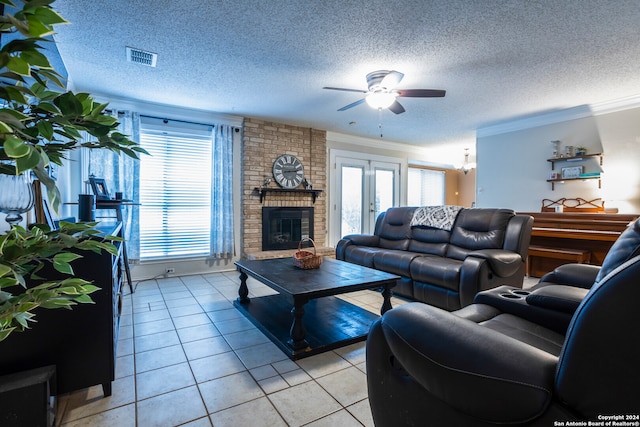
top-left (139, 114), bottom-right (240, 131)
top-left (103, 110), bottom-right (241, 132)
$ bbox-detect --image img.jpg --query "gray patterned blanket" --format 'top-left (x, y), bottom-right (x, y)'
top-left (410, 206), bottom-right (464, 231)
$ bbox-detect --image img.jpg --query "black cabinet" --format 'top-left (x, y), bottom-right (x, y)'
top-left (0, 222), bottom-right (124, 396)
top-left (0, 365), bottom-right (57, 427)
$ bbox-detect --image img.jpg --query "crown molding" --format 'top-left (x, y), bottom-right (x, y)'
top-left (477, 94), bottom-right (640, 138)
top-left (590, 93), bottom-right (640, 115)
top-left (326, 131), bottom-right (430, 155)
top-left (89, 92), bottom-right (245, 128)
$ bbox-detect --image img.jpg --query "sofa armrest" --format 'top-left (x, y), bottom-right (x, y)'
top-left (526, 285), bottom-right (588, 314)
top-left (537, 263), bottom-right (600, 289)
top-left (380, 303), bottom-right (557, 424)
top-left (468, 249), bottom-right (522, 277)
top-left (335, 234), bottom-right (380, 260)
top-left (342, 234), bottom-right (379, 246)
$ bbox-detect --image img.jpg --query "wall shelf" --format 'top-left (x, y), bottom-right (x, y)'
top-left (254, 187), bottom-right (323, 203)
top-left (546, 176), bottom-right (602, 190)
top-left (546, 153), bottom-right (603, 190)
top-left (547, 153), bottom-right (603, 164)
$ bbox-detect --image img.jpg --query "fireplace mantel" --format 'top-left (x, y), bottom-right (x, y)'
top-left (253, 187), bottom-right (323, 203)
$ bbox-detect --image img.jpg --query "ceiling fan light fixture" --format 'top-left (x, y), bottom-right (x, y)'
top-left (365, 91), bottom-right (397, 109)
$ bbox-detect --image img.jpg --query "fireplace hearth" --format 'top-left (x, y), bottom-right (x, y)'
top-left (262, 207), bottom-right (314, 251)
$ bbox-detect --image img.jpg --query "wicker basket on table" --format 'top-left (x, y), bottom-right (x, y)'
top-left (293, 238), bottom-right (323, 269)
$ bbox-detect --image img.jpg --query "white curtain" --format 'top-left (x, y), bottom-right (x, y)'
top-left (210, 124), bottom-right (235, 258)
top-left (86, 111), bottom-right (141, 260)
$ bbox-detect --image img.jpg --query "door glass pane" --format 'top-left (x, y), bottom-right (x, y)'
top-left (341, 166), bottom-right (363, 236)
top-left (375, 169), bottom-right (394, 219)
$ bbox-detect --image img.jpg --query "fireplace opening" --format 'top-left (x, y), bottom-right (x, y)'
top-left (262, 207), bottom-right (314, 251)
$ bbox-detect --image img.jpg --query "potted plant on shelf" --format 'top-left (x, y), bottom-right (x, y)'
top-left (0, 0), bottom-right (147, 341)
top-left (575, 146), bottom-right (587, 156)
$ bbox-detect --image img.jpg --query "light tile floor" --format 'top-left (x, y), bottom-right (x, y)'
top-left (55, 270), bottom-right (414, 427)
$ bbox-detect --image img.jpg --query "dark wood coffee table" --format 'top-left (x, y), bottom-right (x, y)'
top-left (233, 258), bottom-right (399, 359)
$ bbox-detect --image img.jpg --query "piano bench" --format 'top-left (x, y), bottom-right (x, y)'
top-left (526, 246), bottom-right (591, 277)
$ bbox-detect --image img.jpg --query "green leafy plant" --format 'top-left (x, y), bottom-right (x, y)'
top-left (1, 0), bottom-right (147, 210)
top-left (575, 146), bottom-right (587, 155)
top-left (0, 221), bottom-right (120, 340)
top-left (0, 0), bottom-right (148, 341)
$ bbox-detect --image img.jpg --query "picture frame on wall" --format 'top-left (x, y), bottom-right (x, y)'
top-left (561, 166), bottom-right (583, 179)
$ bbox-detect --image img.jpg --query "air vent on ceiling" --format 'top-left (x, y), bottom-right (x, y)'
top-left (126, 46), bottom-right (157, 67)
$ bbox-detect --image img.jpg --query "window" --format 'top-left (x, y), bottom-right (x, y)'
top-left (138, 117), bottom-right (213, 259)
top-left (408, 167), bottom-right (445, 206)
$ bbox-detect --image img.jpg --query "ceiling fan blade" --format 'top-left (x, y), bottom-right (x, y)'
top-left (380, 70), bottom-right (404, 89)
top-left (388, 100), bottom-right (405, 114)
top-left (396, 89), bottom-right (446, 98)
top-left (337, 98), bottom-right (366, 111)
top-left (323, 86), bottom-right (368, 94)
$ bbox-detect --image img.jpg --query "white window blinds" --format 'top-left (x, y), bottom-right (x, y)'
top-left (407, 167), bottom-right (445, 206)
top-left (139, 117), bottom-right (213, 259)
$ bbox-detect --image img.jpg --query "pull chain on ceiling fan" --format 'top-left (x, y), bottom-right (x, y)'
top-left (323, 70), bottom-right (446, 115)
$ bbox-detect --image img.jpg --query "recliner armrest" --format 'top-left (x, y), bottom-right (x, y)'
top-left (380, 303), bottom-right (557, 424)
top-left (526, 285), bottom-right (588, 314)
top-left (537, 263), bottom-right (600, 289)
top-left (468, 249), bottom-right (522, 277)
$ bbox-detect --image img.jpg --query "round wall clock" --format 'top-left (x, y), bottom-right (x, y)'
top-left (273, 154), bottom-right (304, 189)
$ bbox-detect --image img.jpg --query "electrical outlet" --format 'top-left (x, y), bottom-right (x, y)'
top-left (165, 267), bottom-right (175, 274)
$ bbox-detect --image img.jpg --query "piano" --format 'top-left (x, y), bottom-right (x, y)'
top-left (520, 199), bottom-right (638, 277)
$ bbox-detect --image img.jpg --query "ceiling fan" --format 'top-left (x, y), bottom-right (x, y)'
top-left (323, 70), bottom-right (446, 114)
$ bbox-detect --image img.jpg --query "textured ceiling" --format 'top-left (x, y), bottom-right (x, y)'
top-left (51, 0), bottom-right (640, 152)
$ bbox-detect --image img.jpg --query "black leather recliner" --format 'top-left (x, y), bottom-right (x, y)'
top-left (367, 219), bottom-right (640, 426)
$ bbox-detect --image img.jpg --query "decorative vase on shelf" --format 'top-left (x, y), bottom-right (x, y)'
top-left (0, 173), bottom-right (36, 226)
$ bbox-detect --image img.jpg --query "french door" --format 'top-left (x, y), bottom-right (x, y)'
top-left (330, 152), bottom-right (401, 245)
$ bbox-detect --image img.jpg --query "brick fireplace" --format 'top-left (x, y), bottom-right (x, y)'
top-left (241, 118), bottom-right (328, 259)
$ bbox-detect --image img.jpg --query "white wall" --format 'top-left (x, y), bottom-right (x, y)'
top-left (595, 107), bottom-right (640, 213)
top-left (476, 104), bottom-right (640, 214)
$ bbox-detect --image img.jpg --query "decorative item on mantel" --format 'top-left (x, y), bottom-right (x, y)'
top-left (303, 177), bottom-right (313, 190)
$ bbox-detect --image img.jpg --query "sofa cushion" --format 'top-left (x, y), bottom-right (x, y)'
top-left (373, 250), bottom-right (422, 277)
top-left (410, 256), bottom-right (462, 292)
top-left (408, 226), bottom-right (450, 256)
top-left (447, 208), bottom-right (514, 260)
top-left (377, 207), bottom-right (415, 250)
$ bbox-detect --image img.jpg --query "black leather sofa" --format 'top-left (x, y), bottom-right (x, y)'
top-left (336, 206), bottom-right (533, 310)
top-left (366, 218), bottom-right (640, 426)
